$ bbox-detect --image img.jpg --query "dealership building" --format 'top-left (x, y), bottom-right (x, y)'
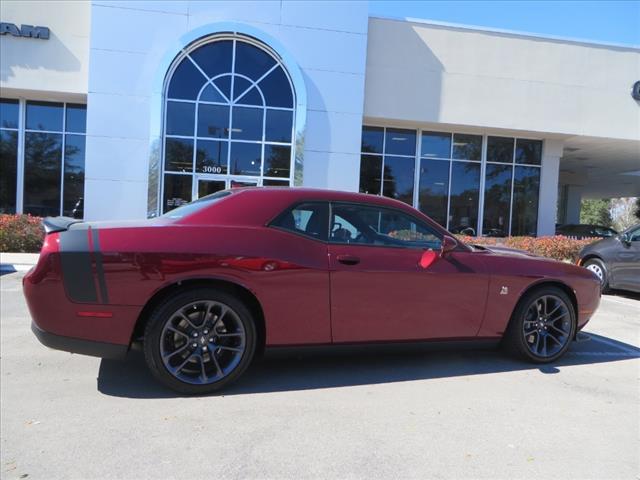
top-left (1, 1), bottom-right (638, 236)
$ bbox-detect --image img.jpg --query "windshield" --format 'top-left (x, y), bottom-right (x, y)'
top-left (161, 190), bottom-right (233, 219)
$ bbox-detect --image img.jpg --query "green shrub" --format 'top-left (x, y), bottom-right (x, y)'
top-left (0, 214), bottom-right (45, 253)
top-left (455, 235), bottom-right (597, 263)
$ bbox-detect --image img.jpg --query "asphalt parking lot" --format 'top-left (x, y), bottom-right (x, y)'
top-left (1, 270), bottom-right (639, 480)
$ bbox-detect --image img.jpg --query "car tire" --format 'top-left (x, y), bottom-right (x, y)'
top-left (503, 286), bottom-right (576, 364)
top-left (143, 288), bottom-right (257, 394)
top-left (583, 258), bottom-right (609, 293)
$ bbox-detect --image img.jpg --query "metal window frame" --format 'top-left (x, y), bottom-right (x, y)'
top-left (157, 30), bottom-right (303, 216)
top-left (1, 99), bottom-right (87, 216)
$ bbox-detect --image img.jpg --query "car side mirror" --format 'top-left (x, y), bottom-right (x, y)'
top-left (619, 233), bottom-right (631, 246)
top-left (440, 235), bottom-right (458, 257)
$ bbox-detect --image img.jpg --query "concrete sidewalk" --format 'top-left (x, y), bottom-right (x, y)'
top-left (0, 253), bottom-right (39, 272)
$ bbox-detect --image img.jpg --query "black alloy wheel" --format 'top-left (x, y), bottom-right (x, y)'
top-left (504, 286), bottom-right (576, 363)
top-left (144, 288), bottom-right (256, 394)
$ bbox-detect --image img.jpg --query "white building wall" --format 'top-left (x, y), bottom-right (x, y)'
top-left (364, 17), bottom-right (640, 142)
top-left (0, 0), bottom-right (90, 100)
top-left (85, 0), bottom-right (369, 220)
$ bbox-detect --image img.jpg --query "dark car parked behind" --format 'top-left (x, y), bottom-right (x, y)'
top-left (578, 224), bottom-right (640, 293)
top-left (556, 224), bottom-right (618, 239)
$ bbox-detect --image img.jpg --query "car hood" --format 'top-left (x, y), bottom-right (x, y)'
top-left (471, 244), bottom-right (544, 259)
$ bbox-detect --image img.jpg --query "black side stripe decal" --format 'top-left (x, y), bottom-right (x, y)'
top-left (91, 228), bottom-right (109, 304)
top-left (59, 230), bottom-right (98, 303)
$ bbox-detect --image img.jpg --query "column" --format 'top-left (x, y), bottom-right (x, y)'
top-left (537, 139), bottom-right (563, 236)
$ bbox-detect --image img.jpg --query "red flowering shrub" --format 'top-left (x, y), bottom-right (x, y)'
top-left (455, 235), bottom-right (597, 262)
top-left (0, 214), bottom-right (45, 253)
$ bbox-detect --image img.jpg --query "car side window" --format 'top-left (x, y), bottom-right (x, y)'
top-left (270, 202), bottom-right (329, 241)
top-left (330, 203), bottom-right (441, 250)
top-left (628, 227), bottom-right (640, 242)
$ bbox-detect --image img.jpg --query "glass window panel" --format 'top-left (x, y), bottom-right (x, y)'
top-left (63, 134), bottom-right (86, 218)
top-left (189, 40), bottom-right (232, 79)
top-left (265, 109), bottom-right (292, 143)
top-left (272, 202), bottom-right (328, 240)
top-left (65, 104), bottom-right (87, 133)
top-left (384, 128), bottom-right (416, 156)
top-left (196, 139), bottom-right (228, 174)
top-left (418, 159), bottom-right (449, 227)
top-left (231, 106), bottom-right (262, 141)
top-left (230, 142), bottom-right (261, 176)
top-left (452, 133), bottom-right (482, 161)
top-left (23, 132), bottom-right (62, 216)
top-left (234, 42), bottom-right (277, 81)
top-left (164, 138), bottom-right (194, 172)
top-left (258, 66), bottom-right (293, 108)
top-left (230, 180), bottom-right (258, 188)
top-left (198, 179), bottom-right (226, 199)
top-left (236, 86), bottom-right (263, 106)
top-left (213, 76), bottom-right (232, 100)
top-left (359, 154), bottom-right (382, 196)
top-left (330, 203), bottom-right (441, 249)
top-left (200, 84), bottom-right (226, 103)
top-left (232, 76), bottom-right (252, 102)
top-left (361, 126), bottom-right (384, 154)
top-left (26, 101), bottom-right (63, 131)
top-left (421, 131), bottom-right (451, 159)
top-left (163, 174), bottom-right (193, 213)
top-left (263, 179), bottom-right (290, 186)
top-left (0, 130), bottom-right (18, 213)
top-left (482, 164), bottom-right (512, 237)
top-left (197, 104), bottom-right (229, 138)
top-left (166, 101), bottom-right (195, 136)
top-left (511, 166), bottom-right (540, 236)
top-left (487, 136), bottom-right (514, 163)
top-left (264, 145), bottom-right (290, 178)
top-left (167, 58), bottom-right (207, 100)
top-left (516, 139), bottom-right (542, 165)
top-left (382, 155), bottom-right (414, 205)
top-left (448, 161), bottom-right (480, 235)
top-left (0, 99), bottom-right (19, 129)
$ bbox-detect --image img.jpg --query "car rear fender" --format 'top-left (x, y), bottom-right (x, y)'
top-left (131, 276), bottom-right (266, 353)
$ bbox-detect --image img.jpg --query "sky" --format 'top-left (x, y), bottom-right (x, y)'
top-left (368, 1), bottom-right (640, 46)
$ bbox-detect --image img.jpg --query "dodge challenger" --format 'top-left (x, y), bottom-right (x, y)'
top-left (24, 188), bottom-right (601, 393)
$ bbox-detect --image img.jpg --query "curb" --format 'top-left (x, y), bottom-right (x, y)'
top-left (0, 253), bottom-right (39, 274)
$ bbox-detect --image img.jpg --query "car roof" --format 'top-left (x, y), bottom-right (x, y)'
top-left (179, 187), bottom-right (447, 233)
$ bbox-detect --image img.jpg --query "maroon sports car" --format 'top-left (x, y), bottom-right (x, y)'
top-left (24, 188), bottom-right (601, 393)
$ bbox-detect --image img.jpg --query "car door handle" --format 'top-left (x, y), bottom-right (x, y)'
top-left (336, 254), bottom-right (360, 266)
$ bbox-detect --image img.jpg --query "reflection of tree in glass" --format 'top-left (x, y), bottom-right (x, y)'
top-left (0, 130), bottom-right (18, 213)
top-left (63, 136), bottom-right (84, 216)
top-left (165, 139), bottom-right (193, 172)
top-left (264, 145), bottom-right (290, 177)
top-left (382, 164), bottom-right (397, 199)
top-left (512, 168), bottom-right (540, 236)
top-left (359, 155), bottom-right (381, 195)
top-left (24, 132), bottom-right (62, 216)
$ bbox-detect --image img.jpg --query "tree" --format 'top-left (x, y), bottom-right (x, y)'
top-left (579, 198), bottom-right (612, 226)
top-left (635, 197), bottom-right (640, 221)
top-left (611, 197), bottom-right (638, 231)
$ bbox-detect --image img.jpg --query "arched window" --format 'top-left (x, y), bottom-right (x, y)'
top-left (161, 35), bottom-right (295, 213)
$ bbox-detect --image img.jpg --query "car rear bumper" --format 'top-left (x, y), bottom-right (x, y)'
top-left (31, 322), bottom-right (128, 359)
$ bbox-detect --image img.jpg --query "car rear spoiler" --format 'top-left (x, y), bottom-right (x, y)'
top-left (42, 216), bottom-right (83, 234)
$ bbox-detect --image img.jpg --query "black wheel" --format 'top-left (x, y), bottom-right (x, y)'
top-left (504, 286), bottom-right (576, 363)
top-left (583, 258), bottom-right (609, 293)
top-left (143, 288), bottom-right (256, 394)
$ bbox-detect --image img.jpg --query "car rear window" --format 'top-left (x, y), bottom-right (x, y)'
top-left (162, 190), bottom-right (233, 219)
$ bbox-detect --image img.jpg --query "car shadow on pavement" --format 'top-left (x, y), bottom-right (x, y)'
top-left (96, 332), bottom-right (639, 399)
